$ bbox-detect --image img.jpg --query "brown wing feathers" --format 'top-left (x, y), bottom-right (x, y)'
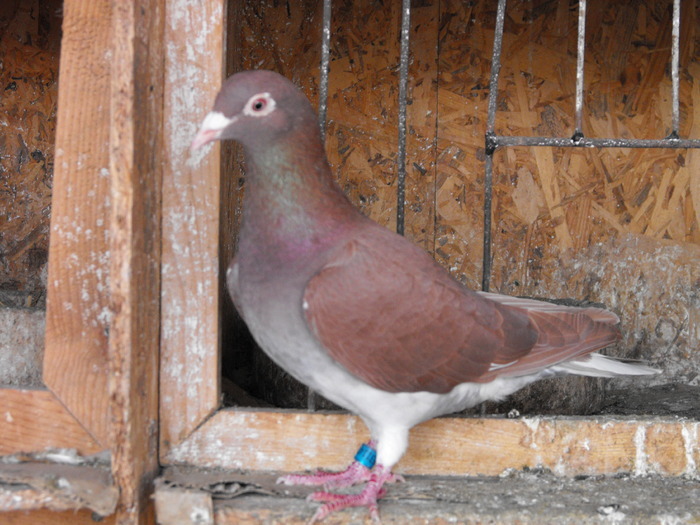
top-left (303, 232), bottom-right (621, 394)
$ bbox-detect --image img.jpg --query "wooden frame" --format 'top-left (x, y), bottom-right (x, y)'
top-left (2, 0), bottom-right (162, 522)
top-left (158, 0), bottom-right (699, 481)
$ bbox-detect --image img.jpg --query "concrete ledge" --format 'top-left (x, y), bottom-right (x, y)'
top-left (155, 469), bottom-right (700, 524)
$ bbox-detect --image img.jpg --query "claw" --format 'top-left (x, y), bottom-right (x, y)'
top-left (305, 464), bottom-right (394, 523)
top-left (277, 460), bottom-right (372, 489)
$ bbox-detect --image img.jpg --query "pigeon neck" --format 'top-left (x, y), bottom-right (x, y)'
top-left (240, 132), bottom-right (357, 259)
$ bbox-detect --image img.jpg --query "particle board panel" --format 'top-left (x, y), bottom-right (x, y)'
top-left (0, 0), bottom-right (61, 304)
top-left (434, 0), bottom-right (493, 290)
top-left (432, 0), bottom-right (699, 397)
top-left (403, 2), bottom-right (439, 252)
top-left (324, 0), bottom-right (404, 233)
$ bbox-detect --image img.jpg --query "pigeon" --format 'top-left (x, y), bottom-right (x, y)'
top-left (191, 70), bottom-right (658, 523)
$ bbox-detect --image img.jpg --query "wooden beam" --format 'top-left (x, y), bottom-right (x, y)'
top-left (0, 462), bottom-right (117, 516)
top-left (154, 485), bottom-right (214, 525)
top-left (108, 0), bottom-right (164, 523)
top-left (160, 0), bottom-right (226, 450)
top-left (0, 388), bottom-right (101, 456)
top-left (165, 410), bottom-right (700, 478)
top-left (1, 509), bottom-right (116, 525)
top-left (43, 0), bottom-right (113, 448)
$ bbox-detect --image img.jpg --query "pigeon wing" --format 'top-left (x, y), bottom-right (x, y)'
top-left (302, 232), bottom-right (540, 394)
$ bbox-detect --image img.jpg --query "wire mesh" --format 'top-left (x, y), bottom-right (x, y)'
top-left (481, 0), bottom-right (697, 291)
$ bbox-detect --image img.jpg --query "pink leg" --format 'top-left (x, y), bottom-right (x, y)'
top-left (277, 441), bottom-right (378, 489)
top-left (307, 464), bottom-right (398, 523)
top-left (276, 459), bottom-right (373, 489)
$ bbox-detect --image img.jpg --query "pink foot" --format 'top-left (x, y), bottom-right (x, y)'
top-left (307, 464), bottom-right (401, 524)
top-left (276, 460), bottom-right (373, 489)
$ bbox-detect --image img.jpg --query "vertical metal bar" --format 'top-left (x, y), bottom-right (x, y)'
top-left (396, 0), bottom-right (411, 236)
top-left (574, 0), bottom-right (587, 139)
top-left (671, 0), bottom-right (681, 137)
top-left (485, 0), bottom-right (507, 137)
top-left (318, 0), bottom-right (332, 140)
top-left (309, 0), bottom-right (333, 413)
top-left (482, 0), bottom-right (507, 292)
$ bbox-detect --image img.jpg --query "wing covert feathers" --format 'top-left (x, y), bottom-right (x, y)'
top-left (303, 232), bottom-right (650, 394)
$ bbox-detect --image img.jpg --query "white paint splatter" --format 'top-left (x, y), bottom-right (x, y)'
top-left (681, 422), bottom-right (699, 479)
top-left (633, 425), bottom-right (649, 476)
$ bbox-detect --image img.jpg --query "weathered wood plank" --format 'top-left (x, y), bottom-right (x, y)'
top-left (108, 0), bottom-right (164, 523)
top-left (154, 485), bottom-right (214, 525)
top-left (0, 462), bottom-right (117, 516)
top-left (0, 388), bottom-right (101, 456)
top-left (165, 410), bottom-right (700, 478)
top-left (43, 0), bottom-right (113, 448)
top-left (160, 0), bottom-right (226, 448)
top-left (1, 509), bottom-right (116, 525)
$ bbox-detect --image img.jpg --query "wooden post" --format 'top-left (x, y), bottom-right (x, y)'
top-left (108, 0), bottom-right (164, 523)
top-left (160, 0), bottom-right (226, 450)
top-left (43, 0), bottom-right (114, 449)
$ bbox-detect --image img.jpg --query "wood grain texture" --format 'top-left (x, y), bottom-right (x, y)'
top-left (165, 410), bottom-right (699, 478)
top-left (160, 0), bottom-right (226, 449)
top-left (108, 0), bottom-right (164, 523)
top-left (0, 388), bottom-right (101, 455)
top-left (2, 509), bottom-right (116, 525)
top-left (42, 0), bottom-right (113, 448)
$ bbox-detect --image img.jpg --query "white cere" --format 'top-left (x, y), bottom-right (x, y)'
top-left (201, 111), bottom-right (236, 131)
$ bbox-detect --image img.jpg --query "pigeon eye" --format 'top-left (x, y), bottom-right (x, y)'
top-left (244, 92), bottom-right (276, 117)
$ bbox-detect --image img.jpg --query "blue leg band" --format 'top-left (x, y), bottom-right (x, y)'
top-left (354, 443), bottom-right (377, 469)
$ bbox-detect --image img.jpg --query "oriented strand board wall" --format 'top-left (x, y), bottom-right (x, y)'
top-left (0, 0), bottom-right (62, 309)
top-left (485, 0), bottom-right (699, 387)
top-left (222, 0), bottom-right (699, 411)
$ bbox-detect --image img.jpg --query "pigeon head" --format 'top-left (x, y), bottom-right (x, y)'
top-left (191, 70), bottom-right (317, 152)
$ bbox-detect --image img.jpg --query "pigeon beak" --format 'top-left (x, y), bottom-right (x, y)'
top-left (190, 111), bottom-right (237, 152)
top-left (190, 127), bottom-right (221, 152)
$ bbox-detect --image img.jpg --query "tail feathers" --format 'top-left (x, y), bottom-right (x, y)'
top-left (552, 353), bottom-right (660, 378)
top-left (477, 291), bottom-right (620, 325)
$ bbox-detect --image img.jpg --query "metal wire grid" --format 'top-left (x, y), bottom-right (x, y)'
top-left (310, 0), bottom-right (696, 407)
top-left (482, 0), bottom-right (699, 291)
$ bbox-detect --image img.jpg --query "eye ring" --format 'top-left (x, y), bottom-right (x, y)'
top-left (243, 92), bottom-right (276, 117)
top-left (252, 98), bottom-right (266, 111)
